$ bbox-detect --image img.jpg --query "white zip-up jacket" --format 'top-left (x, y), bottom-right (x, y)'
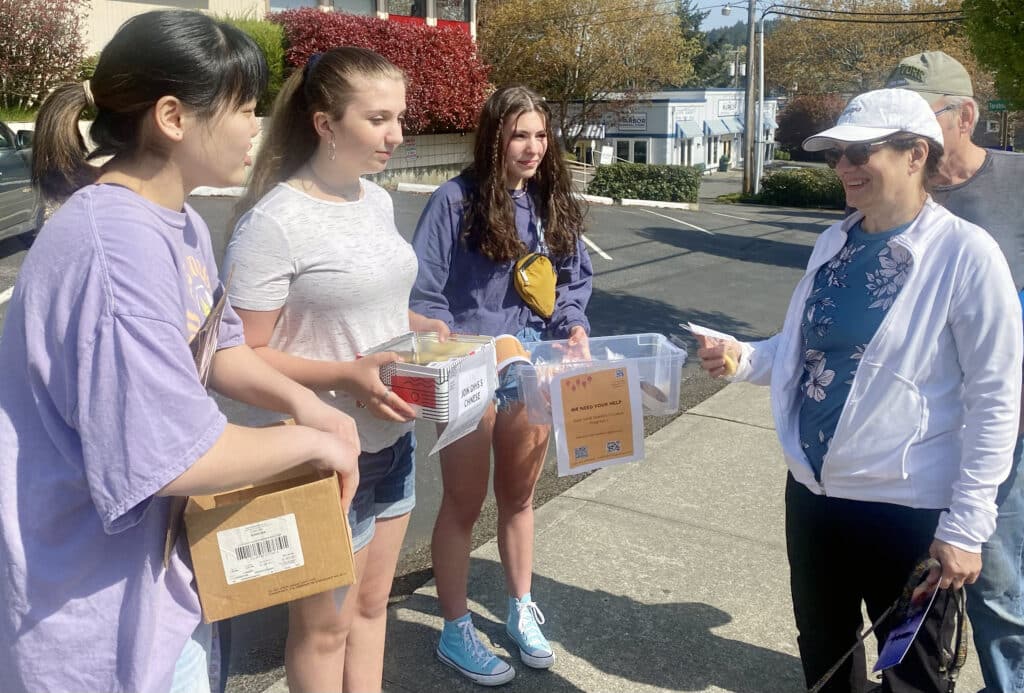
top-left (733, 198), bottom-right (1022, 552)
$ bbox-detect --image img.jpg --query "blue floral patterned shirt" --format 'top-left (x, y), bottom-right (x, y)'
top-left (798, 219), bottom-right (913, 479)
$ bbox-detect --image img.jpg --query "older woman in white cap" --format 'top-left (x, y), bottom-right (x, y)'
top-left (697, 88), bottom-right (1022, 692)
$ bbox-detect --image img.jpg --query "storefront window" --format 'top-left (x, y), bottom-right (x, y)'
top-left (616, 141), bottom-right (630, 162)
top-left (437, 0), bottom-right (469, 20)
top-left (388, 0), bottom-right (425, 16)
top-left (633, 141), bottom-right (647, 164)
top-left (335, 0), bottom-right (375, 13)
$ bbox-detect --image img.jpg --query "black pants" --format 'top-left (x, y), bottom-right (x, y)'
top-left (785, 474), bottom-right (952, 693)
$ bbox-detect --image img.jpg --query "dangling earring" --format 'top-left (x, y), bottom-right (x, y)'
top-left (329, 136), bottom-right (336, 162)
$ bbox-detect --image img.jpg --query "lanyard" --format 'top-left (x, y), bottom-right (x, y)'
top-left (525, 194), bottom-right (549, 255)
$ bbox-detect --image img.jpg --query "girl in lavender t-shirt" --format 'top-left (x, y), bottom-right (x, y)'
top-left (0, 12), bottom-right (359, 693)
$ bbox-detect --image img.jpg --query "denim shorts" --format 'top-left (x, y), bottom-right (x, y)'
top-left (169, 622), bottom-right (212, 693)
top-left (495, 325), bottom-right (543, 412)
top-left (349, 432), bottom-right (416, 552)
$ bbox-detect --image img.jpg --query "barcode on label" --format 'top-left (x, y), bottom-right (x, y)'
top-left (217, 513), bottom-right (304, 585)
top-left (234, 534), bottom-right (290, 561)
top-left (574, 446), bottom-right (589, 460)
top-left (606, 440), bottom-right (622, 453)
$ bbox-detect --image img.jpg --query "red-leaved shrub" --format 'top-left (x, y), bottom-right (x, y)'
top-left (0, 0), bottom-right (89, 109)
top-left (776, 94), bottom-right (848, 161)
top-left (273, 9), bottom-right (489, 134)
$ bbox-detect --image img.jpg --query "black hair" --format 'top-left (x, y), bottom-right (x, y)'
top-left (32, 10), bottom-right (268, 201)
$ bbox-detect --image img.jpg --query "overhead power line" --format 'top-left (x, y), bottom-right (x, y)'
top-left (481, 2), bottom-right (964, 32)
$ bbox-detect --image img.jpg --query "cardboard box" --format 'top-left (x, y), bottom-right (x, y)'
top-left (184, 464), bottom-right (355, 623)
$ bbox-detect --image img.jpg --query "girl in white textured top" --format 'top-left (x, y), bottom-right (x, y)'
top-left (224, 47), bottom-right (446, 693)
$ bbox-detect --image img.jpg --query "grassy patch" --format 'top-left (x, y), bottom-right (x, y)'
top-left (0, 107), bottom-right (38, 123)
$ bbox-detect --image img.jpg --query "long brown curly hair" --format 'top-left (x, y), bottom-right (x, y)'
top-left (463, 85), bottom-right (584, 263)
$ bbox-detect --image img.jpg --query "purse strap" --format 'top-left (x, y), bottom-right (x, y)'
top-left (528, 195), bottom-right (550, 255)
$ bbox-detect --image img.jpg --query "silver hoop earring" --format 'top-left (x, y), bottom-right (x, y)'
top-left (329, 136), bottom-right (336, 162)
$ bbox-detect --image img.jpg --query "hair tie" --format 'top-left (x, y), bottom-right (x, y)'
top-left (82, 80), bottom-right (96, 109)
top-left (304, 52), bottom-right (323, 82)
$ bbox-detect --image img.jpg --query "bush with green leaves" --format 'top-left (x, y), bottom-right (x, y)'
top-left (222, 18), bottom-right (286, 116)
top-left (758, 167), bottom-right (845, 209)
top-left (587, 163), bottom-right (701, 203)
top-left (773, 149), bottom-right (791, 161)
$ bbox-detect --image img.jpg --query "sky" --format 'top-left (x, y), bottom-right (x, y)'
top-left (693, 0), bottom-right (755, 31)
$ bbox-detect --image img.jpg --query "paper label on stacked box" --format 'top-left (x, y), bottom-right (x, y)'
top-left (217, 513), bottom-right (305, 585)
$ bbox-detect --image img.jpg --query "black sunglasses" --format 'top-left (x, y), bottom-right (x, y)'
top-left (823, 139), bottom-right (892, 169)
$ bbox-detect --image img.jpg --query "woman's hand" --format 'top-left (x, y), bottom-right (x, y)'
top-left (343, 352), bottom-right (418, 423)
top-left (409, 310), bottom-right (451, 341)
top-left (911, 539), bottom-right (982, 604)
top-left (553, 324), bottom-right (591, 362)
top-left (696, 335), bottom-right (742, 378)
top-left (291, 397), bottom-right (362, 513)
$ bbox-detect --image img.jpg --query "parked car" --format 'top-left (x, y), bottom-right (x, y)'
top-left (0, 120), bottom-right (43, 242)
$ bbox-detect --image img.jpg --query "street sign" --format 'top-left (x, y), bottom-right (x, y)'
top-left (989, 100), bottom-right (1008, 112)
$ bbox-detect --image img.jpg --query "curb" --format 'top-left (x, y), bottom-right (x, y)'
top-left (620, 198), bottom-right (699, 211)
top-left (191, 186), bottom-right (244, 198)
top-left (395, 182), bottom-right (441, 194)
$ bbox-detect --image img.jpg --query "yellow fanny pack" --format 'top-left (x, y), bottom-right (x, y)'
top-left (513, 251), bottom-right (556, 319)
top-left (512, 207), bottom-right (557, 318)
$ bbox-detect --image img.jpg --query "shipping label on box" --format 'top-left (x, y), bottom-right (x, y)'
top-left (216, 513), bottom-right (304, 585)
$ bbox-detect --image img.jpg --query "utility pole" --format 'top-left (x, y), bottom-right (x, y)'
top-left (742, 1), bottom-right (757, 195)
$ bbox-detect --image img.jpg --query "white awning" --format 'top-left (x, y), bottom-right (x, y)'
top-left (567, 123), bottom-right (606, 139)
top-left (722, 116), bottom-right (745, 133)
top-left (704, 119), bottom-right (730, 137)
top-left (763, 115), bottom-right (778, 131)
top-left (675, 121), bottom-right (702, 139)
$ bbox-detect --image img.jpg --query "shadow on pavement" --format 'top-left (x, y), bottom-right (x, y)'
top-left (388, 557), bottom-right (804, 693)
top-left (588, 287), bottom-right (758, 342)
top-left (639, 226), bottom-right (813, 271)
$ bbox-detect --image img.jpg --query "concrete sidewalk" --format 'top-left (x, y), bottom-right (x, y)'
top-left (262, 382), bottom-right (983, 693)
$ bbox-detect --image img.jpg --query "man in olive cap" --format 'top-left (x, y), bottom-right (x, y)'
top-left (888, 50), bottom-right (1024, 693)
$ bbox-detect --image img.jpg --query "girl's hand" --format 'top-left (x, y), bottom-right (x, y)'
top-left (291, 398), bottom-right (361, 512)
top-left (409, 310), bottom-right (451, 341)
top-left (696, 335), bottom-right (742, 378)
top-left (565, 324), bottom-right (591, 361)
top-left (345, 352), bottom-right (418, 422)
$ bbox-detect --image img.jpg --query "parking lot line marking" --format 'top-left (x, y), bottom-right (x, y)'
top-left (0, 286), bottom-right (13, 308)
top-left (642, 209), bottom-right (714, 235)
top-left (582, 235), bottom-right (613, 261)
top-left (706, 210), bottom-right (756, 222)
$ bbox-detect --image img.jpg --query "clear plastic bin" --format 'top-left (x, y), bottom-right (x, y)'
top-left (363, 332), bottom-right (495, 423)
top-left (518, 333), bottom-right (687, 424)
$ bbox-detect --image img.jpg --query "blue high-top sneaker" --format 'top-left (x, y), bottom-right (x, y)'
top-left (436, 612), bottom-right (515, 686)
top-left (506, 593), bottom-right (555, 668)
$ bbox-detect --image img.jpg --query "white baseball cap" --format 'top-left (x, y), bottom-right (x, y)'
top-left (802, 88), bottom-right (944, 152)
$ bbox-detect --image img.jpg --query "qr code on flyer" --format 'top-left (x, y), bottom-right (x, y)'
top-left (606, 440), bottom-right (622, 454)
top-left (574, 446), bottom-right (589, 460)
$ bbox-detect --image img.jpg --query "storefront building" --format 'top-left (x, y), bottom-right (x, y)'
top-left (568, 88), bottom-right (779, 170)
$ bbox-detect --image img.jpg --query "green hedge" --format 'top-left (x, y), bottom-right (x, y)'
top-left (758, 167), bottom-right (845, 209)
top-left (588, 163), bottom-right (701, 203)
top-left (223, 18), bottom-right (286, 116)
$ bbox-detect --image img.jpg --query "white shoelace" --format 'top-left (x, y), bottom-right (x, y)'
top-left (515, 601), bottom-right (547, 646)
top-left (457, 619), bottom-right (495, 666)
